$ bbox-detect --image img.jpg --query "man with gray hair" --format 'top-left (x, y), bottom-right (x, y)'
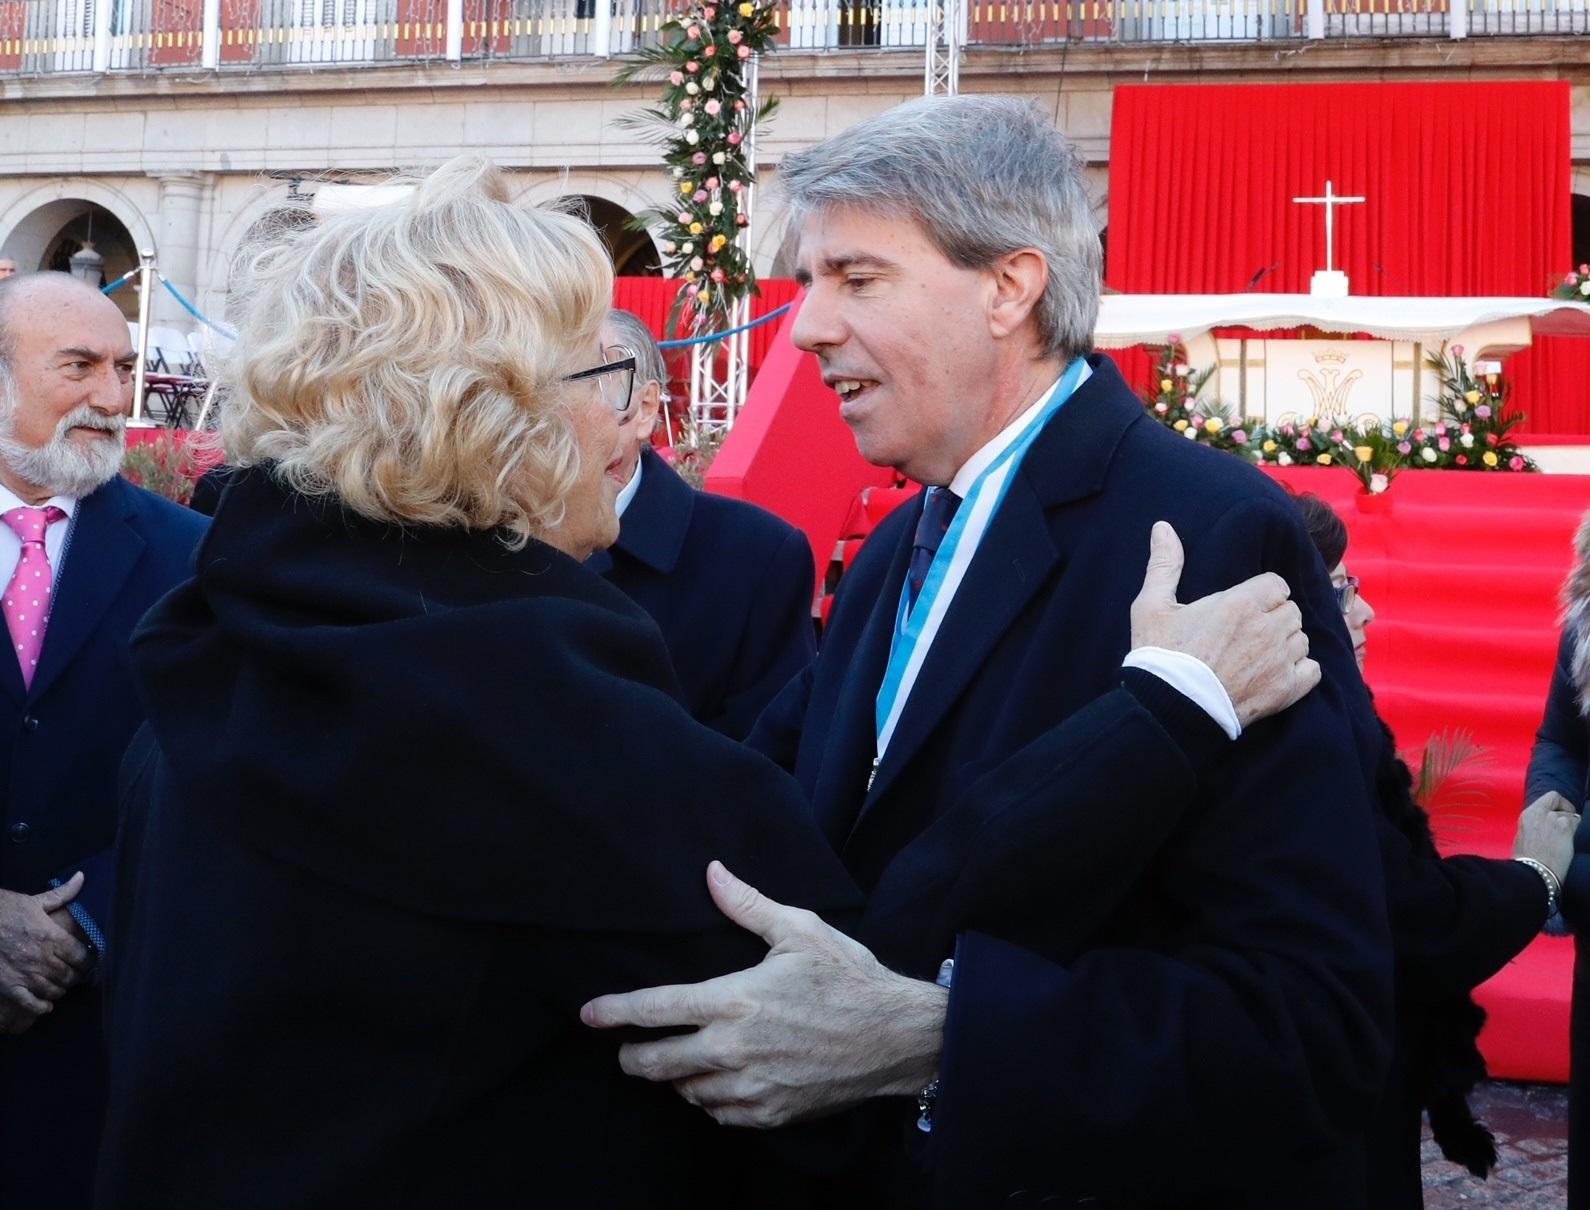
top-left (586, 308), bottom-right (815, 738)
top-left (585, 96), bottom-right (1392, 1206)
top-left (0, 273), bottom-right (205, 1210)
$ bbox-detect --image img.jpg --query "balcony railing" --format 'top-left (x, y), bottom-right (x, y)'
top-left (0, 0), bottom-right (1582, 75)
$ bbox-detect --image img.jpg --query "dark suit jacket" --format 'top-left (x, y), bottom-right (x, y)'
top-left (97, 467), bottom-right (1240, 1209)
top-left (1523, 629), bottom-right (1590, 1209)
top-left (750, 356), bottom-right (1395, 1209)
top-left (0, 474), bottom-right (205, 1210)
top-left (589, 447), bottom-right (815, 739)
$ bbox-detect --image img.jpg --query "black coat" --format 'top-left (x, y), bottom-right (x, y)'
top-left (1367, 713), bottom-right (1547, 1209)
top-left (750, 356), bottom-right (1395, 1209)
top-left (0, 475), bottom-right (205, 1210)
top-left (1525, 629), bottom-right (1590, 1209)
top-left (96, 466), bottom-right (1240, 1209)
top-left (588, 447), bottom-right (815, 739)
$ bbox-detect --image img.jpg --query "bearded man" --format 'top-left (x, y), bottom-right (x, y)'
top-left (0, 273), bottom-right (206, 1210)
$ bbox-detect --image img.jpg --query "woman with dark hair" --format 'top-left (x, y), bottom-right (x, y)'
top-left (1293, 492), bottom-right (1575, 1208)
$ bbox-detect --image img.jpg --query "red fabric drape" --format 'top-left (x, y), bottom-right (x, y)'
top-left (612, 276), bottom-right (802, 391)
top-left (1106, 82), bottom-right (1588, 434)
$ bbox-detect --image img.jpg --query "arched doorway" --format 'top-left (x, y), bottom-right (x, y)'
top-left (575, 195), bottom-right (660, 277)
top-left (4, 201), bottom-right (140, 318)
top-left (1573, 193), bottom-right (1590, 272)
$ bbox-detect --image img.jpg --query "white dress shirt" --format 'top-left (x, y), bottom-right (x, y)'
top-left (0, 482), bottom-right (76, 590)
top-left (614, 456), bottom-right (644, 521)
top-left (939, 365), bottom-right (1241, 740)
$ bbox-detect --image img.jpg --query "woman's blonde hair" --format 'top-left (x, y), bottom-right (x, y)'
top-left (222, 155), bottom-right (613, 546)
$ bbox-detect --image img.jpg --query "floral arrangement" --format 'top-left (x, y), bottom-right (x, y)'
top-left (1138, 342), bottom-right (1538, 490)
top-left (1140, 338), bottom-right (1258, 458)
top-left (1550, 265), bottom-right (1590, 302)
top-left (121, 434), bottom-right (200, 506)
top-left (614, 0), bottom-right (777, 332)
top-left (1423, 344), bottom-right (1535, 472)
top-left (1252, 417), bottom-right (1342, 469)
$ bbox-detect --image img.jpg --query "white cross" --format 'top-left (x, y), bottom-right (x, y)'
top-left (1291, 180), bottom-right (1365, 274)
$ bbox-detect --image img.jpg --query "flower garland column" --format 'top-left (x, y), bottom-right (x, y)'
top-left (616, 0), bottom-right (777, 434)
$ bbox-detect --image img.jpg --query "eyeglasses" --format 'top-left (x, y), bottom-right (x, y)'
top-left (1332, 575), bottom-right (1361, 614)
top-left (564, 347), bottom-right (637, 419)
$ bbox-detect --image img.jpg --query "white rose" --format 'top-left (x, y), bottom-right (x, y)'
top-left (1277, 451), bottom-right (1293, 466)
top-left (661, 240), bottom-right (677, 254)
top-left (1460, 433), bottom-right (1474, 448)
top-left (686, 82), bottom-right (700, 94)
top-left (681, 242), bottom-right (694, 254)
top-left (708, 201), bottom-right (723, 216)
top-left (1183, 426), bottom-right (1197, 440)
top-left (1153, 402), bottom-right (1168, 414)
top-left (1369, 473), bottom-right (1389, 494)
top-left (1581, 279), bottom-right (1590, 297)
top-left (1420, 447), bottom-right (1437, 463)
top-left (679, 113), bottom-right (694, 127)
top-left (672, 167), bottom-right (684, 178)
top-left (703, 74), bottom-right (717, 91)
top-left (685, 130), bottom-right (699, 144)
top-left (712, 151), bottom-right (726, 165)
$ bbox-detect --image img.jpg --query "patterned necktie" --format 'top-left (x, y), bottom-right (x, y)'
top-left (2, 505), bottom-right (65, 689)
top-left (906, 487), bottom-right (962, 608)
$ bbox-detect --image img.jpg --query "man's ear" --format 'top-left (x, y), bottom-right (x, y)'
top-left (986, 248), bottom-right (1048, 342)
top-left (638, 381), bottom-right (665, 440)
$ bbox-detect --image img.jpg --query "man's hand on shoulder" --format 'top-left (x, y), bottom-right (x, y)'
top-left (582, 861), bottom-right (946, 1128)
top-left (0, 872), bottom-right (94, 1028)
top-left (1130, 521), bottom-right (1320, 727)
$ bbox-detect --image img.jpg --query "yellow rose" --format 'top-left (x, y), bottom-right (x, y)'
top-left (1173, 419), bottom-right (1189, 432)
top-left (679, 181), bottom-right (693, 195)
top-left (689, 222), bottom-right (703, 234)
top-left (738, 1), bottom-right (753, 12)
top-left (709, 235), bottom-right (727, 252)
top-left (697, 288), bottom-right (712, 303)
top-left (1392, 421), bottom-right (1408, 436)
top-left (1464, 389), bottom-right (1481, 405)
top-left (1316, 453), bottom-right (1333, 466)
top-left (1160, 379), bottom-right (1173, 392)
top-left (1262, 440), bottom-right (1277, 453)
top-left (1204, 417), bottom-right (1222, 433)
top-left (1483, 451), bottom-right (1499, 467)
top-left (1354, 445), bottom-right (1373, 463)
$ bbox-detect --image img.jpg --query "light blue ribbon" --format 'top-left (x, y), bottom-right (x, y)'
top-left (874, 357), bottom-right (1090, 748)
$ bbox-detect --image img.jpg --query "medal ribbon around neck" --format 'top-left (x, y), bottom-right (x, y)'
top-left (874, 357), bottom-right (1091, 759)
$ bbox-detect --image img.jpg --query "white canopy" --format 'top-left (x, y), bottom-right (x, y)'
top-left (1095, 293), bottom-right (1590, 349)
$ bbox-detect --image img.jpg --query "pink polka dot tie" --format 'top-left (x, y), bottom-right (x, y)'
top-left (2, 506), bottom-right (64, 690)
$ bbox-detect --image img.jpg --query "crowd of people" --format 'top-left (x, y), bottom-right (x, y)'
top-left (0, 93), bottom-right (1586, 1209)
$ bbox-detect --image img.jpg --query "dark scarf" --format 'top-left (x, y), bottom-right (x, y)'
top-left (130, 464), bottom-right (862, 935)
top-left (1374, 714), bottom-right (1497, 1178)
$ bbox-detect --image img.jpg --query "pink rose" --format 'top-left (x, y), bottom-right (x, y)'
top-left (1510, 456), bottom-right (1526, 470)
top-left (711, 268), bottom-right (727, 284)
top-left (693, 190), bottom-right (708, 203)
top-left (686, 22), bottom-right (700, 36)
top-left (1412, 429), bottom-right (1425, 441)
top-left (1396, 441), bottom-right (1411, 455)
top-left (677, 211), bottom-right (692, 224)
top-left (736, 42), bottom-right (751, 57)
top-left (704, 176), bottom-right (719, 188)
top-left (703, 5), bottom-right (715, 16)
top-left (735, 213), bottom-right (749, 226)
top-left (727, 131), bottom-right (742, 145)
top-left (1456, 455), bottom-right (1469, 466)
top-left (1438, 437), bottom-right (1451, 451)
top-left (692, 151), bottom-right (707, 165)
top-left (685, 60), bottom-right (700, 72)
top-left (1486, 432), bottom-right (1499, 446)
top-left (1475, 405), bottom-right (1492, 419)
top-left (1167, 332), bottom-right (1182, 344)
top-left (1296, 437), bottom-right (1312, 451)
top-left (728, 180), bottom-right (743, 193)
top-left (734, 98), bottom-right (746, 111)
top-left (703, 44), bottom-right (716, 56)
top-left (1281, 425), bottom-right (1294, 437)
top-left (727, 28), bottom-right (742, 42)
top-left (680, 98), bottom-right (693, 110)
top-left (705, 99), bottom-right (721, 115)
top-left (1231, 430), bottom-right (1248, 445)
top-left (669, 70), bottom-right (684, 85)
top-left (1451, 344), bottom-right (1465, 357)
top-left (1435, 423), bottom-right (1448, 435)
top-left (1329, 430), bottom-right (1344, 443)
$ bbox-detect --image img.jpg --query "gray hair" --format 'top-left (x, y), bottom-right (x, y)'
top-left (605, 308), bottom-right (669, 400)
top-left (778, 95), bottom-right (1101, 362)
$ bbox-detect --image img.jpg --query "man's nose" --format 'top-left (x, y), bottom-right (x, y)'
top-left (91, 365), bottom-right (132, 416)
top-left (790, 290), bottom-right (844, 355)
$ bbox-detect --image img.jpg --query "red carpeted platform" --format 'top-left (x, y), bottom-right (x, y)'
top-left (1266, 466), bottom-right (1589, 1082)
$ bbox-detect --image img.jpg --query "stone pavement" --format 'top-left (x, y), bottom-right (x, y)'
top-left (1423, 1081), bottom-right (1568, 1206)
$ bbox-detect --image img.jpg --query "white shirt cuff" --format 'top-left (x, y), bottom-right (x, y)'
top-left (1122, 647), bottom-right (1241, 741)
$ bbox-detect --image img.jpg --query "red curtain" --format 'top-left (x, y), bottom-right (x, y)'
top-left (1106, 82), bottom-right (1588, 434)
top-left (612, 276), bottom-right (802, 381)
